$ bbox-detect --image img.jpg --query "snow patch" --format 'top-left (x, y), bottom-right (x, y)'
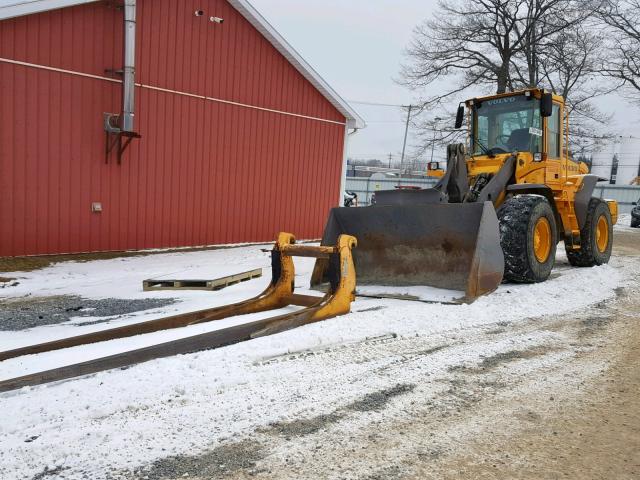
top-left (615, 213), bottom-right (636, 231)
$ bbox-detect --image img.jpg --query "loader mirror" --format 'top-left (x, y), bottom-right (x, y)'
top-left (541, 93), bottom-right (553, 117)
top-left (454, 105), bottom-right (465, 129)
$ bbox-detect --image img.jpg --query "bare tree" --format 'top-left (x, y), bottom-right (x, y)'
top-left (597, 0), bottom-right (640, 102)
top-left (511, 0), bottom-right (600, 89)
top-left (401, 0), bottom-right (589, 106)
top-left (538, 27), bottom-right (600, 99)
top-left (538, 25), bottom-right (615, 151)
top-left (400, 0), bottom-right (610, 158)
top-left (405, 114), bottom-right (463, 164)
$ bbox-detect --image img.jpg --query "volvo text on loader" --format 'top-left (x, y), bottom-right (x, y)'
top-left (312, 88), bottom-right (617, 301)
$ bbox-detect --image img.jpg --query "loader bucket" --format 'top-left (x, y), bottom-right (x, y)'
top-left (311, 201), bottom-right (504, 301)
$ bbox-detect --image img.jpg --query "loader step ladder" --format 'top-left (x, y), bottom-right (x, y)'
top-left (0, 233), bottom-right (357, 393)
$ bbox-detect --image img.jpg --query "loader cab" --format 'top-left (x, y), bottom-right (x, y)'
top-left (465, 90), bottom-right (571, 186)
top-left (468, 92), bottom-right (543, 157)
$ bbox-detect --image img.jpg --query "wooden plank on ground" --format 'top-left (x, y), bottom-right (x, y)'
top-left (143, 268), bottom-right (262, 291)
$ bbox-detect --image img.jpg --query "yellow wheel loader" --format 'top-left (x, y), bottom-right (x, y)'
top-left (312, 88), bottom-right (618, 300)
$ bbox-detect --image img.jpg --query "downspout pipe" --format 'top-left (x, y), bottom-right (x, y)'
top-left (121, 0), bottom-right (136, 132)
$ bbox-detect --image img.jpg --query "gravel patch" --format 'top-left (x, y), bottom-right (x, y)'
top-left (581, 315), bottom-right (612, 330)
top-left (130, 440), bottom-right (265, 480)
top-left (30, 466), bottom-right (69, 480)
top-left (264, 412), bottom-right (345, 438)
top-left (360, 465), bottom-right (405, 480)
top-left (0, 295), bottom-right (177, 331)
top-left (478, 347), bottom-right (552, 369)
top-left (346, 383), bottom-right (416, 412)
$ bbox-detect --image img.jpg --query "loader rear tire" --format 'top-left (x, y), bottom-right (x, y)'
top-left (498, 195), bottom-right (557, 283)
top-left (566, 198), bottom-right (612, 267)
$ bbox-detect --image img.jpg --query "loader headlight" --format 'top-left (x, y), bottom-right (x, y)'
top-left (534, 152), bottom-right (543, 162)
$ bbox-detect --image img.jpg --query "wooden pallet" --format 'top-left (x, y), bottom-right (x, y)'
top-left (143, 268), bottom-right (262, 291)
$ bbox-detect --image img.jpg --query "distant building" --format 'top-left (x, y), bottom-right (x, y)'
top-left (591, 136), bottom-right (640, 185)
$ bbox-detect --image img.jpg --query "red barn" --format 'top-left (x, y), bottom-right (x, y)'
top-left (0, 0), bottom-right (364, 257)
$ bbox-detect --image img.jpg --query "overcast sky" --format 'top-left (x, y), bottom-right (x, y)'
top-left (250, 0), bottom-right (640, 162)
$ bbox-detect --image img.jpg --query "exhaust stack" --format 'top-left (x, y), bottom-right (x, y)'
top-left (121, 0), bottom-right (136, 132)
top-left (104, 0), bottom-right (139, 162)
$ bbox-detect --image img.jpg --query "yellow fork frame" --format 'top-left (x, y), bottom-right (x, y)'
top-left (0, 232), bottom-right (358, 362)
top-left (250, 232), bottom-right (358, 337)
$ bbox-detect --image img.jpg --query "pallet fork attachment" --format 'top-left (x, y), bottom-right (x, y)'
top-left (0, 233), bottom-right (357, 392)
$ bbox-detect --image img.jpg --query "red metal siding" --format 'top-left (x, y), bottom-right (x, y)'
top-left (0, 0), bottom-right (346, 257)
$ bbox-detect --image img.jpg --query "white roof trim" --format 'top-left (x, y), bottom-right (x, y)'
top-left (0, 0), bottom-right (96, 19)
top-left (0, 0), bottom-right (365, 129)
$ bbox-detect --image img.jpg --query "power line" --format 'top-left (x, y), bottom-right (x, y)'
top-left (348, 99), bottom-right (415, 108)
top-left (349, 153), bottom-right (402, 157)
top-left (365, 120), bottom-right (408, 124)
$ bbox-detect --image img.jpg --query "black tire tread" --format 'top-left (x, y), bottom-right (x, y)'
top-left (566, 198), bottom-right (613, 267)
top-left (498, 195), bottom-right (557, 283)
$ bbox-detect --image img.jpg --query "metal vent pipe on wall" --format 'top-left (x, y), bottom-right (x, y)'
top-left (121, 0), bottom-right (136, 132)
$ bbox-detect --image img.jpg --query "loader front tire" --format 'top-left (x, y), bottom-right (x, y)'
top-left (498, 195), bottom-right (557, 283)
top-left (566, 198), bottom-right (612, 267)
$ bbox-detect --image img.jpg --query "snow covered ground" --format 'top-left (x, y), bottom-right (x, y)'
top-left (615, 213), bottom-right (635, 231)
top-left (0, 231), bottom-right (637, 479)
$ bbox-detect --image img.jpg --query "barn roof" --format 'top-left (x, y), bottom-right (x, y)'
top-left (0, 0), bottom-right (365, 129)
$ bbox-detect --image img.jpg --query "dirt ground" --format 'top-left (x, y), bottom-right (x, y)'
top-left (410, 280), bottom-right (640, 479)
top-left (133, 230), bottom-right (639, 480)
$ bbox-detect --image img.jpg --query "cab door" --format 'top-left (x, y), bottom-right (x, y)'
top-left (545, 102), bottom-right (562, 185)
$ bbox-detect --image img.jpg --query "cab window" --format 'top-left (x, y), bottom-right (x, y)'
top-left (472, 95), bottom-right (542, 156)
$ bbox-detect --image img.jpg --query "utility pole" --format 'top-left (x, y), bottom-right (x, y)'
top-left (430, 117), bottom-right (444, 165)
top-left (388, 153), bottom-right (393, 169)
top-left (399, 104), bottom-right (413, 183)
